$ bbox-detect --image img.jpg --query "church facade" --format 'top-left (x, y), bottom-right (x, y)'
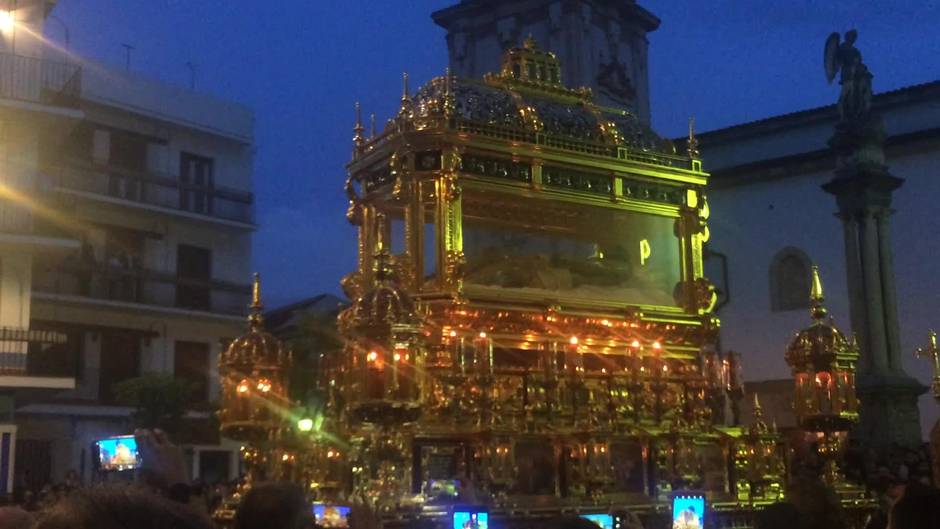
top-left (432, 0), bottom-right (939, 447)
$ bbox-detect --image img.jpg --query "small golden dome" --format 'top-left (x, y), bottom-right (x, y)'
top-left (220, 273), bottom-right (292, 369)
top-left (784, 266), bottom-right (859, 371)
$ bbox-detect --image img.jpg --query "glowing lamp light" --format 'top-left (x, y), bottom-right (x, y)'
top-left (569, 336), bottom-right (579, 345)
top-left (631, 339), bottom-right (641, 349)
top-left (297, 418), bottom-right (314, 432)
top-left (236, 379), bottom-right (250, 395)
top-left (256, 378), bottom-right (272, 393)
top-left (393, 352), bottom-right (402, 362)
top-left (479, 331), bottom-right (487, 339)
top-left (449, 330), bottom-right (457, 338)
top-left (652, 341), bottom-right (662, 350)
top-left (0, 11), bottom-right (14, 34)
top-left (367, 351), bottom-right (379, 362)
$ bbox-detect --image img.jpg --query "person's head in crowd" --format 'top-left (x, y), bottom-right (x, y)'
top-left (755, 502), bottom-right (809, 529)
top-left (889, 482), bottom-right (940, 529)
top-left (786, 474), bottom-right (848, 529)
top-left (33, 485), bottom-right (213, 529)
top-left (0, 506), bottom-right (32, 529)
top-left (234, 482), bottom-right (308, 529)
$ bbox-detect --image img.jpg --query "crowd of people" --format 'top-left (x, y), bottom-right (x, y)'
top-left (0, 429), bottom-right (935, 529)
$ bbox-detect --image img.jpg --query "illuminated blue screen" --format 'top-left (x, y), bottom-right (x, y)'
top-left (581, 514), bottom-right (614, 529)
top-left (672, 496), bottom-right (705, 529)
top-left (313, 504), bottom-right (351, 527)
top-left (95, 436), bottom-right (139, 471)
top-left (453, 511), bottom-right (488, 529)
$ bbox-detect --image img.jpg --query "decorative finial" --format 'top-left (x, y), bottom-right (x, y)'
top-left (398, 72), bottom-right (412, 118)
top-left (752, 393), bottom-right (768, 433)
top-left (352, 102), bottom-right (364, 158)
top-left (370, 113), bottom-right (376, 139)
top-left (810, 265), bottom-right (828, 320)
top-left (249, 272), bottom-right (263, 326)
top-left (443, 66), bottom-right (455, 118)
top-left (687, 116), bottom-right (700, 159)
top-left (914, 330), bottom-right (940, 400)
top-left (523, 34), bottom-right (537, 49)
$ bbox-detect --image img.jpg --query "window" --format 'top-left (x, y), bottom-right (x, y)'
top-left (769, 247), bottom-right (812, 312)
top-left (98, 331), bottom-right (140, 404)
top-left (179, 153), bottom-right (214, 215)
top-left (176, 244), bottom-right (211, 311)
top-left (174, 341), bottom-right (209, 403)
top-left (27, 327), bottom-right (83, 380)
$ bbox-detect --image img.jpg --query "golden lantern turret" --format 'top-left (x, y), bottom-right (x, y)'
top-left (733, 394), bottom-right (785, 503)
top-left (784, 266), bottom-right (860, 487)
top-left (214, 273), bottom-right (294, 525)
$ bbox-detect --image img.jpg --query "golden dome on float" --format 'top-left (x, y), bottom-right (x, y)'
top-left (339, 245), bottom-right (421, 334)
top-left (400, 37), bottom-right (670, 158)
top-left (784, 266), bottom-right (860, 434)
top-left (220, 273), bottom-right (292, 370)
top-left (784, 266), bottom-right (859, 372)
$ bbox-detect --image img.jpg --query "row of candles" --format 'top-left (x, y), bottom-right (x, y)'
top-left (357, 329), bottom-right (745, 396)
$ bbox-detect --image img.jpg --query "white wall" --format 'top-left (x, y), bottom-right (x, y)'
top-left (708, 139), bottom-right (940, 438)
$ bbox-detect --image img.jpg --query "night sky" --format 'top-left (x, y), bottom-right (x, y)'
top-left (51, 0), bottom-right (940, 307)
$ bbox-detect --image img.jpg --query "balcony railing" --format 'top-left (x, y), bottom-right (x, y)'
top-left (44, 160), bottom-right (255, 225)
top-left (0, 327), bottom-right (67, 375)
top-left (0, 52), bottom-right (81, 107)
top-left (32, 263), bottom-right (250, 316)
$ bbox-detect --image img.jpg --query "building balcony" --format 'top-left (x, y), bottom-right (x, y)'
top-left (0, 188), bottom-right (81, 254)
top-left (32, 263), bottom-right (250, 318)
top-left (0, 327), bottom-right (76, 390)
top-left (43, 159), bottom-right (255, 228)
top-left (0, 52), bottom-right (81, 108)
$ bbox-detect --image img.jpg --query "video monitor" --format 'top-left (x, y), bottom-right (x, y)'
top-left (313, 503), bottom-right (351, 528)
top-left (671, 494), bottom-right (705, 529)
top-left (581, 513), bottom-right (614, 529)
top-left (452, 508), bottom-right (488, 529)
top-left (95, 435), bottom-right (140, 472)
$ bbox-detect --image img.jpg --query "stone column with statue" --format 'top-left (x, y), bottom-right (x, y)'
top-left (821, 30), bottom-right (926, 451)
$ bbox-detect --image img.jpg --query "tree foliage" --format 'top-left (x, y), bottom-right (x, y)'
top-left (113, 373), bottom-right (195, 435)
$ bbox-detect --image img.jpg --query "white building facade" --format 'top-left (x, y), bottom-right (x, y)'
top-left (0, 0), bottom-right (254, 491)
top-left (696, 81), bottom-right (940, 440)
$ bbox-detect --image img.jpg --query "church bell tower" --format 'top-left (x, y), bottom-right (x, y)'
top-left (432, 0), bottom-right (660, 124)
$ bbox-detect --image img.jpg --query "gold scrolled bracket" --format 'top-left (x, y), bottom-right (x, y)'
top-left (344, 174), bottom-right (363, 225)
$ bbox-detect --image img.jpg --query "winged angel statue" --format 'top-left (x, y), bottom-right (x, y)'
top-left (824, 30), bottom-right (872, 123)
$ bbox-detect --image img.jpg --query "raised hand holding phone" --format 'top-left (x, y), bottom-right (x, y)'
top-left (134, 428), bottom-right (190, 488)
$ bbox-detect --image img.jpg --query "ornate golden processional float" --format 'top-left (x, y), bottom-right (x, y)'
top-left (329, 38), bottom-right (783, 527)
top-left (217, 40), bottom-right (877, 528)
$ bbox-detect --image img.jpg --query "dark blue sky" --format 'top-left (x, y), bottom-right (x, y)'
top-left (52, 0), bottom-right (940, 307)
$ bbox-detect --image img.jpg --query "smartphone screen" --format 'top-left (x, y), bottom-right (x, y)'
top-left (312, 504), bottom-right (351, 528)
top-left (672, 495), bottom-right (705, 529)
top-left (581, 513), bottom-right (614, 529)
top-left (453, 510), bottom-right (488, 529)
top-left (95, 435), bottom-right (140, 471)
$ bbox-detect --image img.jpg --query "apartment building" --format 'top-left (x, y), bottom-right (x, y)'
top-left (0, 1), bottom-right (253, 491)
